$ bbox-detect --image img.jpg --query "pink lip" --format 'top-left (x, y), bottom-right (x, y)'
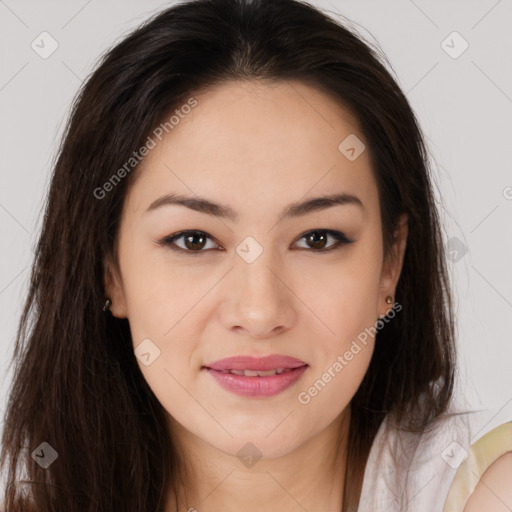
top-left (202, 355), bottom-right (308, 398)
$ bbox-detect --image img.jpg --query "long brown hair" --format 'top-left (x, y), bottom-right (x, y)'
top-left (1, 0), bottom-right (456, 510)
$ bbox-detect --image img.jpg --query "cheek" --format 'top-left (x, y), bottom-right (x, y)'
top-left (116, 244), bottom-right (205, 410)
top-left (128, 293), bottom-right (200, 425)
top-left (118, 236), bottom-right (200, 338)
top-left (296, 280), bottom-right (377, 417)
top-left (297, 338), bottom-right (374, 423)
top-left (292, 239), bottom-right (381, 403)
top-left (298, 250), bottom-right (382, 340)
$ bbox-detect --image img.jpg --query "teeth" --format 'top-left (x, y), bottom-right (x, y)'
top-left (253, 369), bottom-right (276, 377)
top-left (222, 368), bottom-right (294, 377)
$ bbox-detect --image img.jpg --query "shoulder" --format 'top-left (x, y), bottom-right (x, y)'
top-left (445, 420), bottom-right (512, 512)
top-left (463, 451), bottom-right (512, 511)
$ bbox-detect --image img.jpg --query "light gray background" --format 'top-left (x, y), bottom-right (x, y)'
top-left (1, 0), bottom-right (512, 439)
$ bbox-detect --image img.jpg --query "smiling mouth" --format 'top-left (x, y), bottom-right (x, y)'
top-left (203, 364), bottom-right (309, 398)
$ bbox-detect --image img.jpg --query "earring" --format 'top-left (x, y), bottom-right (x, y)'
top-left (377, 296), bottom-right (394, 320)
top-left (103, 298), bottom-right (112, 312)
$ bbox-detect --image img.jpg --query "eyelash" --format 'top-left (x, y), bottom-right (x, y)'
top-left (158, 229), bottom-right (354, 255)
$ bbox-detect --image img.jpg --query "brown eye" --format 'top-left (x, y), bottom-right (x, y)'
top-left (294, 229), bottom-right (353, 251)
top-left (160, 228), bottom-right (353, 255)
top-left (162, 230), bottom-right (220, 253)
top-left (183, 232), bottom-right (207, 250)
top-left (305, 231), bottom-right (328, 249)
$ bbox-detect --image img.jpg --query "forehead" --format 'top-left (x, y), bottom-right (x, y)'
top-left (127, 79), bottom-right (378, 220)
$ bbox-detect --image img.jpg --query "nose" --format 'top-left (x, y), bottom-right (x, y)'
top-left (219, 247), bottom-right (297, 339)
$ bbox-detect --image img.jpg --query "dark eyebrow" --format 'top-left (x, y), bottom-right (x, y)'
top-left (145, 192), bottom-right (364, 222)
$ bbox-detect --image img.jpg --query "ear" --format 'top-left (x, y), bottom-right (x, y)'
top-left (103, 253), bottom-right (128, 318)
top-left (378, 213), bottom-right (408, 314)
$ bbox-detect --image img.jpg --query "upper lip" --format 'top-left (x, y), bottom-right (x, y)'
top-left (203, 355), bottom-right (307, 371)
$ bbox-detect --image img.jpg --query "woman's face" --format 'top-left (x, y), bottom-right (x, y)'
top-left (105, 79), bottom-right (407, 459)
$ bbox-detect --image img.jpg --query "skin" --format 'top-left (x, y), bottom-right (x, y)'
top-left (464, 452), bottom-right (512, 511)
top-left (104, 79), bottom-right (408, 511)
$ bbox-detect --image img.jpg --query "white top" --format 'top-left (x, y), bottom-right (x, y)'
top-left (358, 399), bottom-right (512, 511)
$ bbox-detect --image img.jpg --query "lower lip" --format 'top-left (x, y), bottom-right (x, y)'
top-left (204, 365), bottom-right (308, 398)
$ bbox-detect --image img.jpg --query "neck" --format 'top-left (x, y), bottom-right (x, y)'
top-left (165, 406), bottom-right (351, 512)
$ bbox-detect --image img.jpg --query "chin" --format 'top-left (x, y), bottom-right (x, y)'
top-left (213, 436), bottom-right (298, 463)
